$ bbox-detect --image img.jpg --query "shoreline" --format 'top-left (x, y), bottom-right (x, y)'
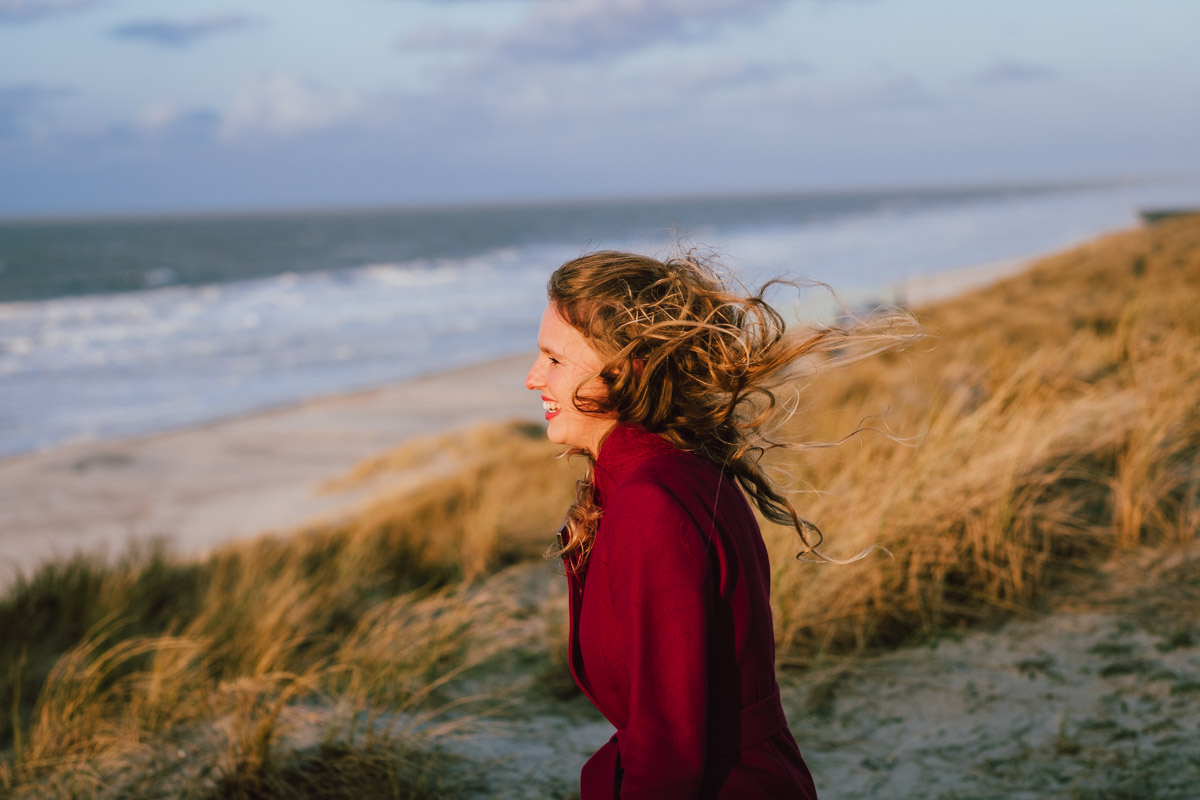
top-left (885, 255), bottom-right (1030, 306)
top-left (0, 353), bottom-right (541, 587)
top-left (0, 246), bottom-right (1060, 588)
top-left (0, 356), bottom-right (540, 466)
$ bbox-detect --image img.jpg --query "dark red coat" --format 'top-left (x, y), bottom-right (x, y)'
top-left (564, 423), bottom-right (818, 799)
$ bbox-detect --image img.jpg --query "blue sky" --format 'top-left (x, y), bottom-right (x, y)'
top-left (2, 0), bottom-right (1197, 217)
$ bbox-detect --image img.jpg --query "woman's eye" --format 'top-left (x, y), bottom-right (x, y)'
top-left (548, 357), bottom-right (561, 365)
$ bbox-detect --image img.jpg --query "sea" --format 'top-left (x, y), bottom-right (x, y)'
top-left (2, 178), bottom-right (1198, 459)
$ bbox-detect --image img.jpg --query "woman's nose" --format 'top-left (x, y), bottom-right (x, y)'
top-left (525, 358), bottom-right (542, 391)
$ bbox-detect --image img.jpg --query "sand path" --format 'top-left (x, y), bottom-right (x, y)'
top-left (444, 548), bottom-right (1200, 800)
top-left (459, 603), bottom-right (1200, 800)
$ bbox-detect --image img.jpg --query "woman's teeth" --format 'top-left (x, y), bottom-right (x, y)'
top-left (542, 400), bottom-right (560, 412)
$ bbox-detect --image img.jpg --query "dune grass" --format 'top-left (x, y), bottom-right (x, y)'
top-left (1, 422), bottom-right (574, 798)
top-left (767, 214), bottom-right (1200, 662)
top-left (2, 216), bottom-right (1198, 797)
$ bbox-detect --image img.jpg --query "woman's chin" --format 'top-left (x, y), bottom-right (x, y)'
top-left (544, 421), bottom-right (567, 446)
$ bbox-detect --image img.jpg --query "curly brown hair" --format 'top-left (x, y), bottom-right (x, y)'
top-left (547, 249), bottom-right (919, 567)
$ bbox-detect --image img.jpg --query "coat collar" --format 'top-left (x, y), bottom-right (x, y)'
top-left (592, 422), bottom-right (676, 501)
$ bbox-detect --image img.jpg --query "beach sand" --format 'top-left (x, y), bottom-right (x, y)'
top-left (0, 355), bottom-right (541, 587)
top-left (0, 257), bottom-right (1027, 588)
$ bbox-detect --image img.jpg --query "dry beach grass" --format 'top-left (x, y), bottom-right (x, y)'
top-left (2, 216), bottom-right (1199, 798)
top-left (768, 214), bottom-right (1200, 661)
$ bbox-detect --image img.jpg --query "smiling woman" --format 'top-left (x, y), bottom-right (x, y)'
top-left (525, 250), bottom-right (919, 799)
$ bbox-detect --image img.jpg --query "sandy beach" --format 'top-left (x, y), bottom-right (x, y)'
top-left (0, 257), bottom-right (1029, 589)
top-left (0, 355), bottom-right (542, 587)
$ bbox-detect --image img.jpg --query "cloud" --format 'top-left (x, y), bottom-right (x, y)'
top-left (0, 84), bottom-right (70, 138)
top-left (399, 0), bottom-right (786, 63)
top-left (972, 58), bottom-right (1058, 87)
top-left (0, 0), bottom-right (96, 23)
top-left (855, 75), bottom-right (941, 109)
top-left (218, 74), bottom-right (363, 141)
top-left (135, 104), bottom-right (221, 144)
top-left (390, 0), bottom-right (797, 129)
top-left (660, 58), bottom-right (810, 94)
top-left (744, 74), bottom-right (943, 115)
top-left (399, 24), bottom-right (489, 51)
top-left (110, 14), bottom-right (254, 48)
top-left (499, 0), bottom-right (784, 60)
top-left (14, 75), bottom-right (364, 150)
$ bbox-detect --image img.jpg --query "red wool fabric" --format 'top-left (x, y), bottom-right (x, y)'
top-left (563, 423), bottom-right (818, 799)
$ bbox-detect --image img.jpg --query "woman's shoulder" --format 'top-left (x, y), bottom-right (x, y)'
top-left (626, 448), bottom-right (719, 494)
top-left (601, 426), bottom-right (743, 526)
top-left (596, 472), bottom-right (718, 568)
top-left (597, 423), bottom-right (722, 497)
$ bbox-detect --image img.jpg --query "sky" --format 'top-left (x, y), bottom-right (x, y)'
top-left (1, 0), bottom-right (1198, 217)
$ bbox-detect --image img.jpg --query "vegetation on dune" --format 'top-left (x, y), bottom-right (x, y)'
top-left (1, 216), bottom-right (1198, 797)
top-left (767, 214), bottom-right (1200, 661)
top-left (1, 422), bottom-right (574, 798)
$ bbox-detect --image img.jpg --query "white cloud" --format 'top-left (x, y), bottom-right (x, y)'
top-left (17, 76), bottom-right (365, 149)
top-left (400, 0), bottom-right (785, 62)
top-left (137, 103), bottom-right (179, 131)
top-left (660, 58), bottom-right (810, 94)
top-left (131, 103), bottom-right (220, 144)
top-left (498, 0), bottom-right (783, 60)
top-left (218, 74), bottom-right (363, 141)
top-left (389, 0), bottom-right (797, 131)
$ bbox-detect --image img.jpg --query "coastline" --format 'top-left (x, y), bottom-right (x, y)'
top-left (0, 245), bottom-right (1060, 588)
top-left (0, 354), bottom-right (541, 587)
top-left (886, 255), bottom-right (1030, 306)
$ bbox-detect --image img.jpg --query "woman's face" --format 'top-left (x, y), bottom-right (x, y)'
top-left (525, 303), bottom-right (616, 456)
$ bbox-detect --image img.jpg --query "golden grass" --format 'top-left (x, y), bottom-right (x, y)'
top-left (1, 421), bottom-right (572, 798)
top-left (767, 215), bottom-right (1200, 662)
top-left (2, 217), bottom-right (1198, 796)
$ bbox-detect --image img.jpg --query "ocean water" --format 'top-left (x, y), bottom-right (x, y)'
top-left (2, 179), bottom-right (1198, 458)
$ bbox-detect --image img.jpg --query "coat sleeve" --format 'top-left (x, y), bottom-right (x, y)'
top-left (603, 478), bottom-right (712, 799)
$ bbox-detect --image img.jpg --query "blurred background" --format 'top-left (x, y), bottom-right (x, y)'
top-left (2, 0), bottom-right (1199, 454)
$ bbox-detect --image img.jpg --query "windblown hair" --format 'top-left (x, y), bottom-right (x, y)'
top-left (548, 249), bottom-right (919, 567)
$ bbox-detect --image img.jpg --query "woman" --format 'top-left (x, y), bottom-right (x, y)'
top-left (526, 251), bottom-right (881, 799)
